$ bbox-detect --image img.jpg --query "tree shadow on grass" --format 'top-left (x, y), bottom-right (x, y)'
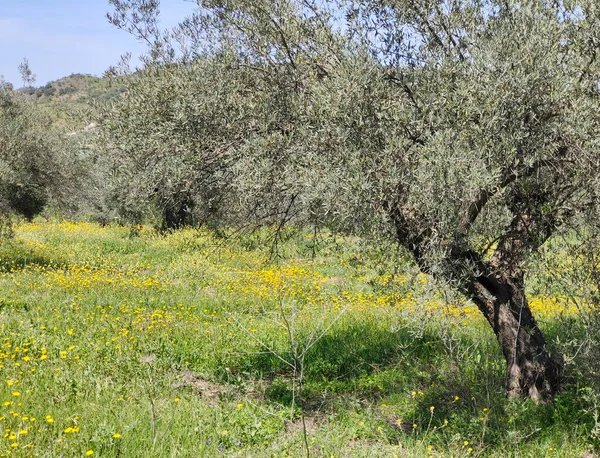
top-left (239, 321), bottom-right (591, 450)
top-left (240, 322), bottom-right (503, 407)
top-left (0, 243), bottom-right (66, 272)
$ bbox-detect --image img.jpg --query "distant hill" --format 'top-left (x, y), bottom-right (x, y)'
top-left (12, 73), bottom-right (126, 131)
top-left (22, 73), bottom-right (125, 104)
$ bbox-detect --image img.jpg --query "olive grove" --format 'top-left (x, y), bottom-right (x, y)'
top-left (101, 0), bottom-right (600, 402)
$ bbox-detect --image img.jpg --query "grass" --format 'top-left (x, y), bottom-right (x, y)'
top-left (0, 220), bottom-right (598, 457)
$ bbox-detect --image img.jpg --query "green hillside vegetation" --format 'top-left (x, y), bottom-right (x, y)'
top-left (16, 74), bottom-right (126, 132)
top-left (26, 73), bottom-right (125, 104)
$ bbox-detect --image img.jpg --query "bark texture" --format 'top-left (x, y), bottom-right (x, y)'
top-left (461, 212), bottom-right (564, 401)
top-left (467, 270), bottom-right (563, 401)
top-left (388, 203), bottom-right (564, 402)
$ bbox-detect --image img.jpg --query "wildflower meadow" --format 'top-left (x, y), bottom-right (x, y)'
top-left (0, 221), bottom-right (597, 457)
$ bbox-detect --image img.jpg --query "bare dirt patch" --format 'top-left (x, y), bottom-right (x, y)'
top-left (172, 371), bottom-right (229, 399)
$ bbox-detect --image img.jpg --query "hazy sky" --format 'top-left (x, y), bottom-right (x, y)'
top-left (1, 0), bottom-right (196, 87)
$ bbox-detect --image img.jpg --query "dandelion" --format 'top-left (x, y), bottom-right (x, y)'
top-left (86, 450), bottom-right (94, 456)
top-left (237, 403), bottom-right (244, 408)
top-left (113, 433), bottom-right (121, 439)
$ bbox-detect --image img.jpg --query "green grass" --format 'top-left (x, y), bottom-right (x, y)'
top-left (0, 221), bottom-right (597, 457)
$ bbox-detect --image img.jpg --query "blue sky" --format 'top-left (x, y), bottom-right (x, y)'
top-left (1, 0), bottom-right (196, 87)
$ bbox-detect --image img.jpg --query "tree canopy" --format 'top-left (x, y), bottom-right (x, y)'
top-left (0, 79), bottom-right (85, 221)
top-left (101, 0), bottom-right (600, 401)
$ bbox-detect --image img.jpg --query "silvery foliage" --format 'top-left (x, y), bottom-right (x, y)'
top-left (0, 79), bottom-right (83, 219)
top-left (102, 0), bottom-right (600, 268)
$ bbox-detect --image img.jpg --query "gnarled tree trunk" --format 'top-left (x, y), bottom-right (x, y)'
top-left (388, 202), bottom-right (565, 402)
top-left (467, 269), bottom-right (563, 402)
top-left (457, 212), bottom-right (564, 402)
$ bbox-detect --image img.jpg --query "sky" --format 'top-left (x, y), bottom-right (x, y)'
top-left (0, 0), bottom-right (197, 87)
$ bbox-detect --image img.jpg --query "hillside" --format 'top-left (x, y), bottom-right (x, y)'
top-left (23, 73), bottom-right (125, 104)
top-left (14, 73), bottom-right (126, 131)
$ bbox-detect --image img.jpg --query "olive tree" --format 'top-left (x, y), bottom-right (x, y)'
top-left (105, 0), bottom-right (600, 401)
top-left (97, 57), bottom-right (272, 228)
top-left (0, 75), bottom-right (86, 221)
